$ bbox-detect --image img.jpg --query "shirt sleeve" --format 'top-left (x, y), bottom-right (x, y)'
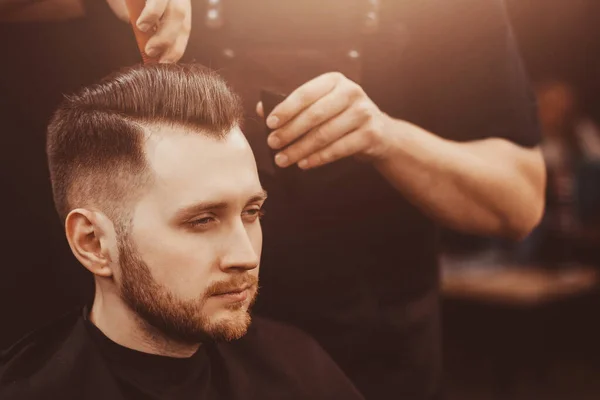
top-left (401, 0), bottom-right (541, 147)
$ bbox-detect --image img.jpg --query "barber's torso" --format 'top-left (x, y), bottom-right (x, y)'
top-left (184, 2), bottom-right (443, 399)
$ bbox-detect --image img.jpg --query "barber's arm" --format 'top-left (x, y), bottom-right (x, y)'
top-left (373, 118), bottom-right (545, 240)
top-left (259, 72), bottom-right (545, 240)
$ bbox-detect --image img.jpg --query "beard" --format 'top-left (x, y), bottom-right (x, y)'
top-left (117, 233), bottom-right (258, 345)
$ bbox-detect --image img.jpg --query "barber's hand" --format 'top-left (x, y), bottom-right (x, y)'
top-left (107, 0), bottom-right (191, 63)
top-left (257, 72), bottom-right (393, 170)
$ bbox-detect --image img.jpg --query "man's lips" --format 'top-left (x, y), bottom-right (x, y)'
top-left (211, 284), bottom-right (254, 302)
top-left (212, 284), bottom-right (252, 296)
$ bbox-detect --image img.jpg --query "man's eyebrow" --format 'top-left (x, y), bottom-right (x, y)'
top-left (173, 189), bottom-right (268, 221)
top-left (249, 189), bottom-right (268, 203)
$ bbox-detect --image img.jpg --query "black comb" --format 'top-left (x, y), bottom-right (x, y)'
top-left (260, 89), bottom-right (300, 191)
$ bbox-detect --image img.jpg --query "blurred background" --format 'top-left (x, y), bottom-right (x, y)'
top-left (442, 1), bottom-right (600, 399)
top-left (1, 1), bottom-right (600, 399)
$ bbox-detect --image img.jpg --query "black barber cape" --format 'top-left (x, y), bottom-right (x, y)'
top-left (0, 309), bottom-right (364, 400)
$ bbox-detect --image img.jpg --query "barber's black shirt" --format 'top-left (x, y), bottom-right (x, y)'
top-left (0, 309), bottom-right (364, 400)
top-left (184, 1), bottom-right (541, 399)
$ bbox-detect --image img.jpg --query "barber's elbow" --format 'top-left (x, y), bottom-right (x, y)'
top-left (505, 176), bottom-right (546, 241)
top-left (504, 147), bottom-right (547, 241)
top-left (505, 195), bottom-right (545, 241)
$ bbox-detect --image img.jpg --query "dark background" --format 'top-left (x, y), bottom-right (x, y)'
top-left (443, 2), bottom-right (600, 399)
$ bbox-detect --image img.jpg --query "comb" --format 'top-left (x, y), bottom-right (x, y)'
top-left (260, 89), bottom-right (303, 193)
top-left (261, 89), bottom-right (288, 171)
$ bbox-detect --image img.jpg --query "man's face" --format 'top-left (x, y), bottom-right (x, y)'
top-left (114, 125), bottom-right (265, 343)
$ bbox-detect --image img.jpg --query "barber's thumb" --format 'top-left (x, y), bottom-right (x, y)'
top-left (136, 0), bottom-right (166, 32)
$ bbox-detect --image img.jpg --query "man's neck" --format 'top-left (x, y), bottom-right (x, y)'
top-left (89, 289), bottom-right (200, 358)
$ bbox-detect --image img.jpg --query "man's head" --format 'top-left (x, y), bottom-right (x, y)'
top-left (47, 64), bottom-right (265, 344)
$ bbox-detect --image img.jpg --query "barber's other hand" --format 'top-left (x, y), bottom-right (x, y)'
top-left (107, 0), bottom-right (191, 63)
top-left (257, 72), bottom-right (393, 169)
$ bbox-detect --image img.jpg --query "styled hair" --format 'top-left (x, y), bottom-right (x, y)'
top-left (46, 63), bottom-right (243, 224)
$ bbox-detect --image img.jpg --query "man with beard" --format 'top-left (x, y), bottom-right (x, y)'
top-left (0, 63), bottom-right (365, 400)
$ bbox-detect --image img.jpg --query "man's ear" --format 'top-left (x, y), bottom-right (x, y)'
top-left (65, 209), bottom-right (118, 278)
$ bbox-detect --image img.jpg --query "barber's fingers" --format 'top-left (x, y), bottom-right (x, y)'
top-left (274, 107), bottom-right (363, 167)
top-left (158, 33), bottom-right (190, 63)
top-left (144, 0), bottom-right (191, 61)
top-left (267, 85), bottom-right (351, 150)
top-left (267, 72), bottom-right (343, 129)
top-left (298, 129), bottom-right (369, 170)
top-left (137, 0), bottom-right (169, 32)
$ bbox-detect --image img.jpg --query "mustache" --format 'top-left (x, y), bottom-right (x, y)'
top-left (205, 274), bottom-right (259, 296)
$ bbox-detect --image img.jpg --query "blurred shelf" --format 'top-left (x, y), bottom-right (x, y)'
top-left (441, 258), bottom-right (599, 306)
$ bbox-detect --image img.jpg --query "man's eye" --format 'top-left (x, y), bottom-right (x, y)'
top-left (243, 208), bottom-right (265, 220)
top-left (188, 217), bottom-right (215, 227)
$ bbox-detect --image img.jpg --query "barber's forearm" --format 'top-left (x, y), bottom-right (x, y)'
top-left (373, 118), bottom-right (546, 239)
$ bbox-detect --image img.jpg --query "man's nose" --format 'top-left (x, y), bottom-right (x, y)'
top-left (218, 224), bottom-right (260, 272)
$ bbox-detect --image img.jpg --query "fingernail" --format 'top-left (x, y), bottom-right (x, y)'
top-left (275, 153), bottom-right (288, 167)
top-left (267, 115), bottom-right (279, 129)
top-left (298, 159), bottom-right (309, 169)
top-left (268, 135), bottom-right (281, 149)
top-left (138, 22), bottom-right (151, 32)
top-left (146, 48), bottom-right (159, 57)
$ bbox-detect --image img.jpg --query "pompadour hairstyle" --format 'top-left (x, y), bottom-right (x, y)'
top-left (47, 63), bottom-right (243, 223)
